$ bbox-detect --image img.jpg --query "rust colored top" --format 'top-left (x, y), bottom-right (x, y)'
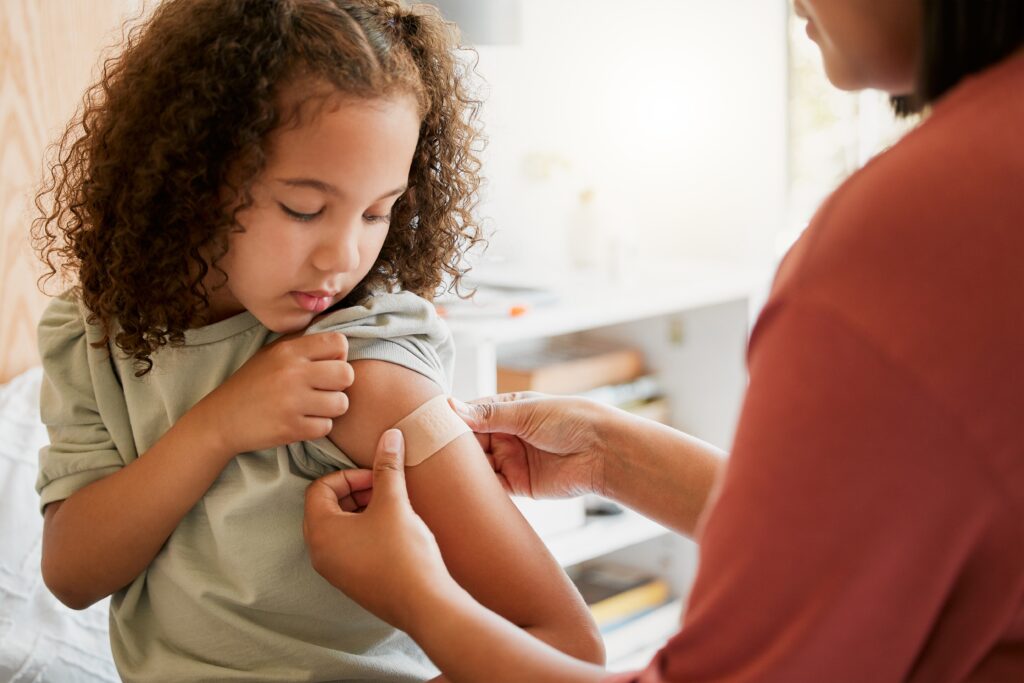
top-left (609, 51), bottom-right (1024, 682)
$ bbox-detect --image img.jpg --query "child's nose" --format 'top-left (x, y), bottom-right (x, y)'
top-left (312, 223), bottom-right (361, 273)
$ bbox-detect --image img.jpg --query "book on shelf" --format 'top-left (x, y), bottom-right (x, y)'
top-left (603, 598), bottom-right (684, 667)
top-left (496, 338), bottom-right (644, 395)
top-left (621, 396), bottom-right (671, 424)
top-left (571, 562), bottom-right (675, 632)
top-left (577, 375), bottom-right (671, 426)
top-left (498, 340), bottom-right (671, 531)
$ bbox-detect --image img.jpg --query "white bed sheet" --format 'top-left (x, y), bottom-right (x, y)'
top-left (0, 367), bottom-right (118, 683)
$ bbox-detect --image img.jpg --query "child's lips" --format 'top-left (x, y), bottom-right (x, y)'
top-left (291, 291), bottom-right (334, 313)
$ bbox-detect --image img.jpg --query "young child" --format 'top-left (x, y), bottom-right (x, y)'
top-left (32, 1), bottom-right (603, 681)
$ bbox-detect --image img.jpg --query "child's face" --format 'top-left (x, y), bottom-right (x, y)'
top-left (208, 93), bottom-right (421, 332)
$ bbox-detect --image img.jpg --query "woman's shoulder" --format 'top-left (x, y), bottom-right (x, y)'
top-left (776, 54), bottom-right (1024, 304)
top-left (758, 58), bottom-right (1024, 434)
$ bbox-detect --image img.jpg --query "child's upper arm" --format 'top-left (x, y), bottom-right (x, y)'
top-left (326, 360), bottom-right (594, 632)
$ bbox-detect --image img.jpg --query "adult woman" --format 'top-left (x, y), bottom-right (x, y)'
top-left (303, 0), bottom-right (1024, 680)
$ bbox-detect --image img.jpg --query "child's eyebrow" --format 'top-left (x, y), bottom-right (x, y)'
top-left (276, 177), bottom-right (407, 201)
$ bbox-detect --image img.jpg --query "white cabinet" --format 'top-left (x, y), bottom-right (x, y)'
top-left (446, 261), bottom-right (757, 668)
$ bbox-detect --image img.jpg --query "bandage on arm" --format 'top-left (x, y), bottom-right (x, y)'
top-left (393, 395), bottom-right (472, 467)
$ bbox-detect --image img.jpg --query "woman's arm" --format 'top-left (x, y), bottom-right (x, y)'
top-left (601, 409), bottom-right (727, 536)
top-left (453, 395), bottom-right (727, 537)
top-left (327, 361), bottom-right (605, 664)
top-left (42, 333), bottom-right (352, 609)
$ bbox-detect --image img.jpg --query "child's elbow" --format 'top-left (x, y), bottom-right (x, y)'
top-left (548, 611), bottom-right (606, 666)
top-left (576, 620), bottom-right (606, 666)
top-left (41, 552), bottom-right (100, 611)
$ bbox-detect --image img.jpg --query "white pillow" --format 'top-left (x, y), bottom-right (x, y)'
top-left (0, 367), bottom-right (118, 683)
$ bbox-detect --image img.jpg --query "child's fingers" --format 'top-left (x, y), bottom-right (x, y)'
top-left (304, 390), bottom-right (350, 420)
top-left (301, 331), bottom-right (349, 361)
top-left (300, 416), bottom-right (336, 440)
top-left (308, 360), bottom-right (354, 391)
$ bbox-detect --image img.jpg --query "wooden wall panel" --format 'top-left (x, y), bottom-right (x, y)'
top-left (1, 1), bottom-right (142, 383)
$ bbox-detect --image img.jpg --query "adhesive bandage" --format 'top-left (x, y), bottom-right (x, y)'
top-left (393, 395), bottom-right (472, 467)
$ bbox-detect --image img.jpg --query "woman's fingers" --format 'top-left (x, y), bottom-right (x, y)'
top-left (316, 467), bottom-right (374, 499)
top-left (306, 469), bottom-right (375, 515)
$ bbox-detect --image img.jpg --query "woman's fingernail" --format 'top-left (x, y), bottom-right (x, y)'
top-left (448, 397), bottom-right (470, 418)
top-left (383, 429), bottom-right (403, 453)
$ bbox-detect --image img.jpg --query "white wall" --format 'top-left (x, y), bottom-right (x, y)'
top-left (469, 0), bottom-right (789, 276)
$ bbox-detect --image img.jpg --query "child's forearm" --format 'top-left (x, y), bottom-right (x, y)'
top-left (412, 582), bottom-right (606, 683)
top-left (42, 400), bottom-right (235, 609)
top-left (523, 622), bottom-right (606, 666)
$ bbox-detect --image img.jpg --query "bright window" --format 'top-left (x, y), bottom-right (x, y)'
top-left (784, 7), bottom-right (918, 252)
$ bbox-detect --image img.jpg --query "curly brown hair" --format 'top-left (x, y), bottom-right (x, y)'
top-left (33, 0), bottom-right (484, 374)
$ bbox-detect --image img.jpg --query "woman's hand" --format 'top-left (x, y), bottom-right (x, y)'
top-left (448, 393), bottom-right (612, 499)
top-left (303, 429), bottom-right (455, 633)
top-left (197, 332), bottom-right (354, 455)
top-left (304, 428), bottom-right (608, 683)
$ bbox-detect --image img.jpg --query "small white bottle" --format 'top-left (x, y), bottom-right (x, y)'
top-left (566, 187), bottom-right (607, 272)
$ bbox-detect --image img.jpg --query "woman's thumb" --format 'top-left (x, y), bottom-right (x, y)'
top-left (371, 429), bottom-right (410, 506)
top-left (449, 396), bottom-right (518, 435)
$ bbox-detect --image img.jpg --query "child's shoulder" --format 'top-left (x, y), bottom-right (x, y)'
top-left (305, 289), bottom-right (448, 342)
top-left (37, 291), bottom-right (93, 359)
top-left (303, 289), bottom-right (455, 392)
top-left (36, 291), bottom-right (113, 405)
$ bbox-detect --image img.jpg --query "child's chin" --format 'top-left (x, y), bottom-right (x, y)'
top-left (260, 313), bottom-right (315, 335)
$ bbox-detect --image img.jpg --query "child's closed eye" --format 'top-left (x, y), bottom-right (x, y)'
top-left (279, 202), bottom-right (390, 225)
top-left (279, 202), bottom-right (323, 222)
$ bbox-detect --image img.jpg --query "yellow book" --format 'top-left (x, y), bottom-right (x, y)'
top-left (572, 563), bottom-right (673, 628)
top-left (590, 579), bottom-right (671, 627)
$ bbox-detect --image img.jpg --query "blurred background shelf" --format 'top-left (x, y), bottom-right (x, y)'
top-left (443, 260), bottom-right (760, 347)
top-left (445, 261), bottom-right (754, 667)
top-left (545, 507), bottom-right (670, 568)
top-left (603, 597), bottom-right (685, 670)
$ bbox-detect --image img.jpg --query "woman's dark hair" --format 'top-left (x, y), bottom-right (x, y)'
top-left (893, 0), bottom-right (1024, 115)
top-left (33, 0), bottom-right (484, 374)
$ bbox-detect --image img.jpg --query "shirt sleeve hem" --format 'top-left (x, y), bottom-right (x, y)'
top-left (348, 339), bottom-right (448, 392)
top-left (38, 465), bottom-right (122, 515)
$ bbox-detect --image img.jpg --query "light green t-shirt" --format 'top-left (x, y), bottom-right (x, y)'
top-left (36, 291), bottom-right (453, 682)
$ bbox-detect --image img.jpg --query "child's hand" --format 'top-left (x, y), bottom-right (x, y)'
top-left (200, 332), bottom-right (354, 454)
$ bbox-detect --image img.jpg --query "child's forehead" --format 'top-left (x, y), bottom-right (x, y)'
top-left (274, 80), bottom-right (353, 128)
top-left (258, 91), bottom-right (422, 187)
top-left (272, 79), bottom-right (421, 136)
